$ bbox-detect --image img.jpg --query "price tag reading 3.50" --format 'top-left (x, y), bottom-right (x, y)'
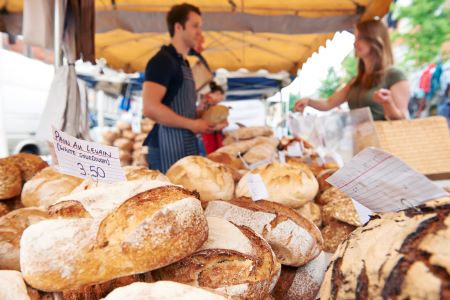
top-left (52, 127), bottom-right (126, 183)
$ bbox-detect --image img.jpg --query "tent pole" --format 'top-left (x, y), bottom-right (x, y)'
top-left (54, 0), bottom-right (62, 69)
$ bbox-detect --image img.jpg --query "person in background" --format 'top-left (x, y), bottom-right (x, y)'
top-left (294, 20), bottom-right (410, 121)
top-left (197, 82), bottom-right (227, 154)
top-left (142, 3), bottom-right (216, 173)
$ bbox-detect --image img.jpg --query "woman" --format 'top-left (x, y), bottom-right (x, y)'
top-left (294, 20), bottom-right (410, 120)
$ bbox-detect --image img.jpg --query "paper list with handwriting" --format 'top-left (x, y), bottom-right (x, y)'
top-left (326, 147), bottom-right (449, 212)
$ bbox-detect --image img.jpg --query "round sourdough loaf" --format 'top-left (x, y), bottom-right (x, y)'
top-left (235, 163), bottom-right (318, 208)
top-left (21, 167), bottom-right (83, 209)
top-left (0, 159), bottom-right (22, 200)
top-left (0, 208), bottom-right (49, 270)
top-left (202, 105), bottom-right (229, 125)
top-left (123, 166), bottom-right (169, 182)
top-left (320, 197), bottom-right (450, 300)
top-left (166, 156), bottom-right (234, 203)
top-left (205, 199), bottom-right (323, 266)
top-left (295, 202), bottom-right (322, 228)
top-left (4, 153), bottom-right (48, 182)
top-left (272, 251), bottom-right (329, 300)
top-left (0, 270), bottom-right (32, 300)
top-left (104, 281), bottom-right (229, 300)
top-left (20, 186), bottom-right (208, 291)
top-left (153, 217), bottom-right (281, 299)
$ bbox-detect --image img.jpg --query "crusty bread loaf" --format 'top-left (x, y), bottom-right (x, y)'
top-left (0, 208), bottom-right (49, 270)
top-left (272, 251), bottom-right (328, 300)
top-left (21, 185), bottom-right (208, 291)
top-left (322, 196), bottom-right (361, 227)
top-left (102, 130), bottom-right (120, 144)
top-left (135, 133), bottom-right (147, 143)
top-left (225, 126), bottom-right (273, 141)
top-left (116, 121), bottom-right (132, 131)
top-left (235, 163), bottom-right (318, 208)
top-left (122, 130), bottom-right (136, 140)
top-left (104, 281), bottom-right (229, 300)
top-left (0, 202), bottom-right (9, 217)
top-left (316, 186), bottom-right (347, 205)
top-left (295, 202), bottom-right (322, 228)
top-left (205, 199), bottom-right (323, 266)
top-left (0, 270), bottom-right (32, 300)
top-left (0, 159), bottom-right (22, 200)
top-left (119, 150), bottom-right (132, 165)
top-left (321, 220), bottom-right (356, 253)
top-left (166, 156), bottom-right (235, 203)
top-left (154, 217), bottom-right (281, 299)
top-left (113, 138), bottom-right (133, 152)
top-left (62, 273), bottom-right (153, 300)
top-left (207, 152), bottom-right (244, 182)
top-left (320, 197), bottom-right (450, 300)
top-left (243, 142), bottom-right (276, 165)
top-left (123, 166), bottom-right (169, 182)
top-left (202, 105), bottom-right (229, 125)
top-left (49, 179), bottom-right (173, 218)
top-left (4, 153), bottom-right (48, 182)
top-left (21, 167), bottom-right (83, 209)
top-left (316, 168), bottom-right (337, 194)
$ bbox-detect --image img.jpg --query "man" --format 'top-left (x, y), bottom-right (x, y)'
top-left (142, 3), bottom-right (216, 172)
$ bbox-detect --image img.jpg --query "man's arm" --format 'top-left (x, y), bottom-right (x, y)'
top-left (142, 81), bottom-right (214, 134)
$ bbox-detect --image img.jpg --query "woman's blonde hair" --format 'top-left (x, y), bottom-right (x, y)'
top-left (352, 20), bottom-right (394, 89)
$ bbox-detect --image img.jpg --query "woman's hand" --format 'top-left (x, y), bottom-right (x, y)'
top-left (213, 120), bottom-right (229, 131)
top-left (293, 98), bottom-right (310, 113)
top-left (373, 88), bottom-right (393, 105)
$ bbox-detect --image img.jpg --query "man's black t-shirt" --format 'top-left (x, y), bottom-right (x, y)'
top-left (144, 44), bottom-right (185, 147)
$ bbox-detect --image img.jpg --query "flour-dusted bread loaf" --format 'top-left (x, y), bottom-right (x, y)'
top-left (317, 186), bottom-right (347, 205)
top-left (0, 202), bottom-right (9, 217)
top-left (202, 105), bottom-right (229, 125)
top-left (154, 217), bottom-right (281, 299)
top-left (320, 197), bottom-right (450, 300)
top-left (166, 156), bottom-right (235, 203)
top-left (21, 167), bottom-right (83, 209)
top-left (49, 180), bottom-right (174, 218)
top-left (321, 220), bottom-right (356, 253)
top-left (0, 208), bottom-right (49, 271)
top-left (104, 281), bottom-right (229, 300)
top-left (226, 126), bottom-right (273, 141)
top-left (4, 153), bottom-right (48, 182)
top-left (243, 142), bottom-right (277, 165)
top-left (113, 138), bottom-right (134, 152)
top-left (123, 166), bottom-right (169, 182)
top-left (235, 163), bottom-right (318, 208)
top-left (205, 199), bottom-right (323, 266)
top-left (0, 159), bottom-right (22, 200)
top-left (20, 185), bottom-right (208, 291)
top-left (207, 151), bottom-right (245, 181)
top-left (295, 202), bottom-right (322, 228)
top-left (272, 251), bottom-right (329, 300)
top-left (102, 130), bottom-right (120, 144)
top-left (0, 270), bottom-right (34, 300)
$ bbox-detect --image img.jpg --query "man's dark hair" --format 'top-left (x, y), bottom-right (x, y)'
top-left (167, 3), bottom-right (201, 37)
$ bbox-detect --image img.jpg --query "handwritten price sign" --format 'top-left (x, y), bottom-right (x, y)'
top-left (52, 127), bottom-right (126, 183)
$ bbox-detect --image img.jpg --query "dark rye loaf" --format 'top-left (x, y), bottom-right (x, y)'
top-left (320, 197), bottom-right (450, 300)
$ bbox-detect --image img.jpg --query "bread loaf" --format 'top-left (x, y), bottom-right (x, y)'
top-left (4, 153), bottom-right (48, 181)
top-left (321, 220), bottom-right (356, 253)
top-left (116, 121), bottom-right (132, 131)
top-left (113, 138), bottom-right (133, 152)
top-left (202, 105), bottom-right (229, 125)
top-left (205, 199), bottom-right (323, 266)
top-left (135, 133), bottom-right (147, 143)
top-left (102, 131), bottom-right (120, 144)
top-left (320, 197), bottom-right (450, 300)
top-left (0, 270), bottom-right (32, 300)
top-left (21, 185), bottom-right (208, 291)
top-left (295, 202), bottom-right (322, 228)
top-left (0, 208), bottom-right (49, 270)
top-left (207, 152), bottom-right (244, 181)
top-left (226, 126), bottom-right (273, 141)
top-left (123, 166), bottom-right (169, 182)
top-left (243, 142), bottom-right (276, 165)
top-left (0, 159), bottom-right (22, 200)
top-left (153, 217), bottom-right (281, 299)
top-left (272, 252), bottom-right (328, 300)
top-left (49, 179), bottom-right (173, 219)
top-left (0, 202), bottom-right (9, 217)
top-left (235, 163), bottom-right (318, 208)
top-left (317, 187), bottom-right (346, 205)
top-left (104, 281), bottom-right (229, 300)
top-left (316, 168), bottom-right (337, 194)
top-left (166, 156), bottom-right (235, 203)
top-left (122, 130), bottom-right (136, 140)
top-left (21, 167), bottom-right (83, 209)
top-left (322, 196), bottom-right (361, 227)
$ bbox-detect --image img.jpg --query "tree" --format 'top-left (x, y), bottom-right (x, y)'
top-left (318, 67), bottom-right (341, 98)
top-left (341, 51), bottom-right (357, 83)
top-left (393, 0), bottom-right (450, 66)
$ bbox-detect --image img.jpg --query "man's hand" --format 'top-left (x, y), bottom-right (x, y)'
top-left (189, 119), bottom-right (215, 134)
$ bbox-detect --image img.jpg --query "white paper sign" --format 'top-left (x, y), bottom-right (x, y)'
top-left (247, 173), bottom-right (269, 201)
top-left (327, 147), bottom-right (449, 212)
top-left (278, 150), bottom-right (286, 164)
top-left (52, 127), bottom-right (126, 183)
top-left (287, 142), bottom-right (303, 157)
top-left (351, 199), bottom-right (373, 224)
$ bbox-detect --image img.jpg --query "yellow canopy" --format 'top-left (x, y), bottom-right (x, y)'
top-left (1, 0), bottom-right (391, 73)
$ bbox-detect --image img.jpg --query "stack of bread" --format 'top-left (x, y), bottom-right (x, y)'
top-left (100, 118), bottom-right (154, 167)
